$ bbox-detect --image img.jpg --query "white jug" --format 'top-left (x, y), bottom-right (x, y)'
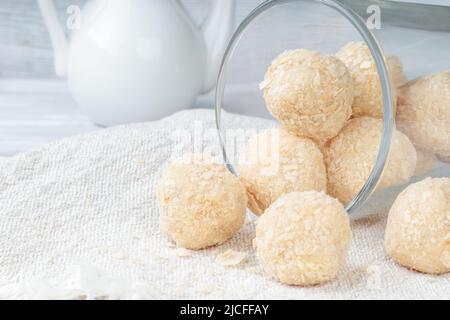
top-left (37, 0), bottom-right (235, 126)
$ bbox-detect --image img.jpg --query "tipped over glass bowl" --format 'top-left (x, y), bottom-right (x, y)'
top-left (215, 0), bottom-right (450, 218)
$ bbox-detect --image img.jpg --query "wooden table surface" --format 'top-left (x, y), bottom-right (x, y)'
top-left (0, 79), bottom-right (99, 156)
top-left (0, 79), bottom-right (270, 157)
top-left (3, 1), bottom-right (449, 157)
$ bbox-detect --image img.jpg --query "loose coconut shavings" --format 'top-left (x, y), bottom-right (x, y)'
top-left (0, 264), bottom-right (161, 300)
top-left (215, 250), bottom-right (248, 267)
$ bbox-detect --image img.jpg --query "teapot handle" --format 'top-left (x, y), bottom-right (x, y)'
top-left (37, 0), bottom-right (68, 78)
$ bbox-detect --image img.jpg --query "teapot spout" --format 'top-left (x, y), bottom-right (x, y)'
top-left (201, 0), bottom-right (236, 94)
top-left (37, 0), bottom-right (69, 78)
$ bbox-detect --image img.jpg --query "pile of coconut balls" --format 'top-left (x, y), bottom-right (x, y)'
top-left (157, 41), bottom-right (450, 286)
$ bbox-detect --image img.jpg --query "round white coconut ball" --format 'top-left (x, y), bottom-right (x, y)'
top-left (384, 178), bottom-right (450, 274)
top-left (336, 41), bottom-right (399, 118)
top-left (397, 71), bottom-right (450, 161)
top-left (325, 117), bottom-right (417, 204)
top-left (238, 128), bottom-right (327, 215)
top-left (255, 191), bottom-right (352, 286)
top-left (261, 49), bottom-right (353, 141)
top-left (156, 155), bottom-right (247, 250)
top-left (414, 148), bottom-right (437, 177)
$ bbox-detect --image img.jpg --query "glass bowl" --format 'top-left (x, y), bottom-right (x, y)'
top-left (215, 0), bottom-right (450, 218)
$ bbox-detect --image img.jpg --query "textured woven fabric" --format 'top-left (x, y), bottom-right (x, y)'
top-left (0, 109), bottom-right (448, 300)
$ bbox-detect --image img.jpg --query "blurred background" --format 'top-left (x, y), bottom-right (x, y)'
top-left (1, 0), bottom-right (449, 156)
top-left (0, 0), bottom-right (267, 156)
top-left (2, 0), bottom-right (448, 78)
top-left (1, 0), bottom-right (266, 78)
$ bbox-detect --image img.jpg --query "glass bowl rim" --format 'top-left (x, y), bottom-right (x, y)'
top-left (214, 0), bottom-right (396, 216)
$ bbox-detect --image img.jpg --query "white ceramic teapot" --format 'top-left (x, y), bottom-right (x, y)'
top-left (37, 0), bottom-right (235, 126)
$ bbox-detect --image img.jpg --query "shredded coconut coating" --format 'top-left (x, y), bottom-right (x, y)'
top-left (156, 155), bottom-right (247, 250)
top-left (325, 117), bottom-right (417, 204)
top-left (261, 49), bottom-right (353, 141)
top-left (336, 41), bottom-right (399, 118)
top-left (255, 191), bottom-right (352, 286)
top-left (397, 71), bottom-right (450, 160)
top-left (384, 178), bottom-right (450, 275)
top-left (238, 128), bottom-right (327, 215)
top-left (414, 148), bottom-right (437, 177)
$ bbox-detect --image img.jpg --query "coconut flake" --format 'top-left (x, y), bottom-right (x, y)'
top-left (0, 264), bottom-right (162, 300)
top-left (175, 248), bottom-right (193, 258)
top-left (216, 250), bottom-right (247, 267)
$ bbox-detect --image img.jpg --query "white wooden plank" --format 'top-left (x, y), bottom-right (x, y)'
top-left (0, 78), bottom-right (99, 156)
top-left (0, 0), bottom-right (264, 78)
top-left (0, 78), bottom-right (270, 157)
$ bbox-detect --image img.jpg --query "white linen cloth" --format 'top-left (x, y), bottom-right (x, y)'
top-left (0, 109), bottom-right (448, 300)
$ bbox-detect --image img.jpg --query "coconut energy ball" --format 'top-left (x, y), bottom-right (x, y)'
top-left (414, 148), bottom-right (437, 177)
top-left (397, 72), bottom-right (450, 161)
top-left (336, 41), bottom-right (399, 118)
top-left (255, 191), bottom-right (352, 286)
top-left (238, 128), bottom-right (327, 215)
top-left (326, 117), bottom-right (417, 204)
top-left (156, 155), bottom-right (247, 250)
top-left (384, 178), bottom-right (450, 274)
top-left (261, 49), bottom-right (353, 141)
